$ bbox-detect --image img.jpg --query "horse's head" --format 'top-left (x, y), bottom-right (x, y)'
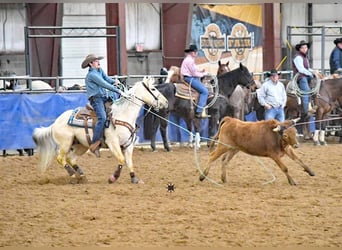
top-left (217, 60), bottom-right (230, 76)
top-left (132, 76), bottom-right (168, 110)
top-left (238, 63), bottom-right (255, 88)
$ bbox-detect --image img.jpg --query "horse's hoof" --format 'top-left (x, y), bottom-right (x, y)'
top-left (77, 175), bottom-right (88, 184)
top-left (313, 141), bottom-right (320, 146)
top-left (69, 175), bottom-right (78, 184)
top-left (319, 141), bottom-right (327, 146)
top-left (108, 175), bottom-right (117, 184)
top-left (199, 175), bottom-right (206, 181)
top-left (131, 176), bottom-right (141, 184)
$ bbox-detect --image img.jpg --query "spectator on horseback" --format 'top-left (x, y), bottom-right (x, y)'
top-left (180, 44), bottom-right (209, 119)
top-left (329, 37), bottom-right (342, 76)
top-left (292, 40), bottom-right (317, 117)
top-left (257, 69), bottom-right (287, 122)
top-left (82, 53), bottom-right (128, 157)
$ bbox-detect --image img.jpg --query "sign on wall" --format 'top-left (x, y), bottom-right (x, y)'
top-left (191, 4), bottom-right (263, 73)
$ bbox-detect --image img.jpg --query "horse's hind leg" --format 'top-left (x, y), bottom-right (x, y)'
top-left (66, 144), bottom-right (89, 184)
top-left (56, 148), bottom-right (78, 184)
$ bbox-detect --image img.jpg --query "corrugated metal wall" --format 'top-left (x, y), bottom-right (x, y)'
top-left (62, 3), bottom-right (107, 87)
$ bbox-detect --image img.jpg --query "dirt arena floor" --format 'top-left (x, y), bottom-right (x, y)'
top-left (1, 138), bottom-right (342, 247)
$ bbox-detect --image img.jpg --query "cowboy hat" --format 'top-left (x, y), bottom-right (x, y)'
top-left (295, 40), bottom-right (311, 51)
top-left (184, 44), bottom-right (198, 53)
top-left (266, 69), bottom-right (281, 77)
top-left (333, 37), bottom-right (342, 45)
top-left (81, 54), bottom-right (104, 69)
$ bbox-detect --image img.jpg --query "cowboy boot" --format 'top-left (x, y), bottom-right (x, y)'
top-left (89, 140), bottom-right (101, 158)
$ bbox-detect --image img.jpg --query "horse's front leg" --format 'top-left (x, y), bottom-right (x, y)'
top-left (150, 116), bottom-right (160, 152)
top-left (123, 145), bottom-right (144, 184)
top-left (107, 141), bottom-right (143, 184)
top-left (159, 113), bottom-right (171, 152)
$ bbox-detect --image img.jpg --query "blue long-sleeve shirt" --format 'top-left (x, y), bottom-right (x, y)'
top-left (329, 46), bottom-right (342, 74)
top-left (85, 67), bottom-right (120, 98)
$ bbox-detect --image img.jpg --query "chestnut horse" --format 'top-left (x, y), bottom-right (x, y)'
top-left (312, 77), bottom-right (342, 145)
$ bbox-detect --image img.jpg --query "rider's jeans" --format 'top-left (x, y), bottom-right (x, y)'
top-left (184, 76), bottom-right (208, 113)
top-left (89, 95), bottom-right (106, 143)
top-left (264, 106), bottom-right (285, 122)
top-left (298, 76), bottom-right (311, 113)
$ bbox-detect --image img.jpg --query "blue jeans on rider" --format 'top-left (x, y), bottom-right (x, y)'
top-left (183, 76), bottom-right (208, 113)
top-left (298, 76), bottom-right (311, 114)
top-left (264, 106), bottom-right (285, 122)
top-left (89, 95), bottom-right (106, 143)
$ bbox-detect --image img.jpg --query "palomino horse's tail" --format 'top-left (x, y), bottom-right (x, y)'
top-left (208, 116), bottom-right (230, 152)
top-left (32, 126), bottom-right (57, 172)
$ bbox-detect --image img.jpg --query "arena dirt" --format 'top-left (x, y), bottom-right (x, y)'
top-left (1, 140), bottom-right (341, 247)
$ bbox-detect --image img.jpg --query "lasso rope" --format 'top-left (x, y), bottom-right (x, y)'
top-left (289, 72), bottom-right (321, 97)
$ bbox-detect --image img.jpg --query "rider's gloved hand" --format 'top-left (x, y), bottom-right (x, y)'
top-left (119, 90), bottom-right (131, 99)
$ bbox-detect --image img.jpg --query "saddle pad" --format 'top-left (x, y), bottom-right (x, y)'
top-left (67, 107), bottom-right (93, 128)
top-left (174, 83), bottom-right (198, 100)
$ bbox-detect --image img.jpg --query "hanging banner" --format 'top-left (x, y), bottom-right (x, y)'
top-left (190, 4), bottom-right (263, 74)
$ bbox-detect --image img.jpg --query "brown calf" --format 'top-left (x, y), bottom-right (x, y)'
top-left (200, 117), bottom-right (315, 185)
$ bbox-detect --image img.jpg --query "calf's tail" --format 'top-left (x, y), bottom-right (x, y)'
top-left (209, 116), bottom-right (230, 152)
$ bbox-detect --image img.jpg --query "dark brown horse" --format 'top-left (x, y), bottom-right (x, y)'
top-left (207, 60), bottom-right (254, 142)
top-left (144, 64), bottom-right (255, 151)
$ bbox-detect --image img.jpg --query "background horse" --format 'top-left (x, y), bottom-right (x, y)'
top-left (207, 62), bottom-right (256, 142)
top-left (313, 77), bottom-right (342, 145)
top-left (144, 63), bottom-right (254, 152)
top-left (33, 76), bottom-right (168, 184)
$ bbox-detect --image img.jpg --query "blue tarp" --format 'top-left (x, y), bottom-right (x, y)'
top-left (0, 93), bottom-right (88, 150)
top-left (0, 92), bottom-right (261, 150)
top-left (0, 93), bottom-right (212, 150)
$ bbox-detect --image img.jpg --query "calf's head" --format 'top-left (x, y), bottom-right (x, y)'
top-left (273, 120), bottom-right (299, 148)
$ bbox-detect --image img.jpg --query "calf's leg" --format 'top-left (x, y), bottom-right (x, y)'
top-left (285, 146), bottom-right (315, 176)
top-left (272, 157), bottom-right (296, 185)
top-left (220, 149), bottom-right (239, 183)
top-left (199, 143), bottom-right (232, 181)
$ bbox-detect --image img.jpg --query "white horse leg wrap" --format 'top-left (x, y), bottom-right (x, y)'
top-left (319, 130), bottom-right (325, 142)
top-left (195, 132), bottom-right (201, 149)
top-left (313, 130), bottom-right (319, 142)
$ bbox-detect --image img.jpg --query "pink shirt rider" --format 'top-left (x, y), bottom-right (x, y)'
top-left (181, 54), bottom-right (207, 78)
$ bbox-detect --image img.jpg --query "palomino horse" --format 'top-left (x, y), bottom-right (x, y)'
top-left (33, 76), bottom-right (168, 184)
top-left (312, 77), bottom-right (342, 145)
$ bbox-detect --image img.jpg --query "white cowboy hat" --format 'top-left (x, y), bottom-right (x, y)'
top-left (81, 54), bottom-right (104, 69)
